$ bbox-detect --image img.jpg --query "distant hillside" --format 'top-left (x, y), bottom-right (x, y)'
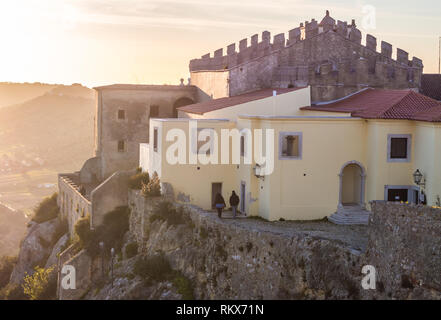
top-left (0, 83), bottom-right (95, 216)
top-left (0, 84), bottom-right (95, 171)
top-left (0, 204), bottom-right (27, 257)
top-left (0, 82), bottom-right (58, 109)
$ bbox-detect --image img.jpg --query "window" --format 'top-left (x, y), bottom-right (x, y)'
top-left (240, 136), bottom-right (245, 157)
top-left (387, 134), bottom-right (411, 162)
top-left (384, 185), bottom-right (420, 204)
top-left (118, 109), bottom-right (125, 120)
top-left (279, 132), bottom-right (302, 159)
top-left (153, 127), bottom-right (158, 152)
top-left (118, 140), bottom-right (125, 152)
top-left (150, 105), bottom-right (159, 117)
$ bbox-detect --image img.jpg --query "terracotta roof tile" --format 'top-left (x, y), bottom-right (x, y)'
top-left (301, 88), bottom-right (441, 122)
top-left (178, 87), bottom-right (306, 115)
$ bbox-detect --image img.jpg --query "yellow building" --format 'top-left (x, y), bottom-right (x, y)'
top-left (141, 87), bottom-right (441, 222)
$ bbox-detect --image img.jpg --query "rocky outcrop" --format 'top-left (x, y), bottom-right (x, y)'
top-left (88, 257), bottom-right (182, 300)
top-left (45, 234), bottom-right (69, 269)
top-left (10, 218), bottom-right (61, 284)
top-left (128, 192), bottom-right (365, 300)
top-left (59, 192), bottom-right (440, 300)
top-left (125, 192), bottom-right (441, 300)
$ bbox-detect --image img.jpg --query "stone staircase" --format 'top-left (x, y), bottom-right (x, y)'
top-left (328, 204), bottom-right (371, 225)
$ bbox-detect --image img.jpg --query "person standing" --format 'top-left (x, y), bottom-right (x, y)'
top-left (214, 193), bottom-right (226, 218)
top-left (229, 191), bottom-right (240, 219)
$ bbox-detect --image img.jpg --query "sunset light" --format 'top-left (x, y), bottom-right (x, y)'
top-left (0, 0), bottom-right (440, 309)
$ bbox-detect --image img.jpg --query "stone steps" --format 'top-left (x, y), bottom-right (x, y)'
top-left (328, 206), bottom-right (371, 225)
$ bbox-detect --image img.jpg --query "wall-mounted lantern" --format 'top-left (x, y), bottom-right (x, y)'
top-left (413, 169), bottom-right (425, 187)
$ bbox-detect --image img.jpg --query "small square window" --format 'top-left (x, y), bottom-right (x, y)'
top-left (387, 134), bottom-right (411, 162)
top-left (118, 109), bottom-right (125, 120)
top-left (118, 140), bottom-right (125, 152)
top-left (390, 138), bottom-right (407, 159)
top-left (279, 132), bottom-right (302, 159)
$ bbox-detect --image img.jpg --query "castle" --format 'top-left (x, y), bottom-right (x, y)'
top-left (189, 10), bottom-right (422, 102)
top-left (57, 11), bottom-right (428, 235)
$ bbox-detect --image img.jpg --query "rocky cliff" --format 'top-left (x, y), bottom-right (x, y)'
top-left (72, 192), bottom-right (440, 300)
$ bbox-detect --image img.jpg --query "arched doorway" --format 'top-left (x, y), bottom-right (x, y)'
top-left (173, 97), bottom-right (194, 117)
top-left (338, 161), bottom-right (366, 209)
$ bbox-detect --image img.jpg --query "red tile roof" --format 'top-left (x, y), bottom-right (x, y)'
top-left (178, 87), bottom-right (306, 115)
top-left (301, 88), bottom-right (441, 122)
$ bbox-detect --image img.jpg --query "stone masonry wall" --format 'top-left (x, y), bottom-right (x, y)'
top-left (189, 11), bottom-right (423, 102)
top-left (95, 86), bottom-right (197, 180)
top-left (363, 201), bottom-right (441, 299)
top-left (129, 191), bottom-right (364, 299)
top-left (128, 192), bottom-right (440, 299)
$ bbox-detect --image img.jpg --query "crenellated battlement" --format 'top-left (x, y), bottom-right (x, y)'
top-left (189, 10), bottom-right (423, 73)
top-left (189, 10), bottom-right (423, 102)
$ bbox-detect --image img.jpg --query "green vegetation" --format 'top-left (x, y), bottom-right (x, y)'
top-left (133, 253), bottom-right (195, 299)
top-left (74, 215), bottom-right (93, 249)
top-left (142, 172), bottom-right (161, 197)
top-left (149, 201), bottom-right (187, 226)
top-left (22, 266), bottom-right (57, 300)
top-left (133, 253), bottom-right (172, 281)
top-left (172, 272), bottom-right (194, 300)
top-left (199, 226), bottom-right (208, 239)
top-left (128, 172), bottom-right (150, 190)
top-left (32, 193), bottom-right (59, 223)
top-left (74, 206), bottom-right (130, 258)
top-left (125, 242), bottom-right (138, 259)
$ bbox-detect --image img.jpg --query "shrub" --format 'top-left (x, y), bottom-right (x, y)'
top-left (133, 253), bottom-right (172, 281)
top-left (0, 256), bottom-right (17, 289)
top-left (172, 273), bottom-right (194, 300)
top-left (100, 206), bottom-right (130, 253)
top-left (32, 193), bottom-right (59, 223)
top-left (22, 266), bottom-right (57, 300)
top-left (152, 201), bottom-right (186, 226)
top-left (125, 242), bottom-right (138, 259)
top-left (74, 215), bottom-right (93, 249)
top-left (75, 207), bottom-right (130, 258)
top-left (128, 172), bottom-right (150, 190)
top-left (142, 172), bottom-right (161, 198)
top-left (199, 227), bottom-right (208, 239)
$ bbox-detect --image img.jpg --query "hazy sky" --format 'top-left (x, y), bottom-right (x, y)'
top-left (0, 0), bottom-right (439, 87)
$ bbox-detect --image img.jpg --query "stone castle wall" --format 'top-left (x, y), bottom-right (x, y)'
top-left (127, 192), bottom-right (440, 299)
top-left (95, 85), bottom-right (197, 180)
top-left (189, 12), bottom-right (423, 102)
top-left (364, 201), bottom-right (441, 299)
